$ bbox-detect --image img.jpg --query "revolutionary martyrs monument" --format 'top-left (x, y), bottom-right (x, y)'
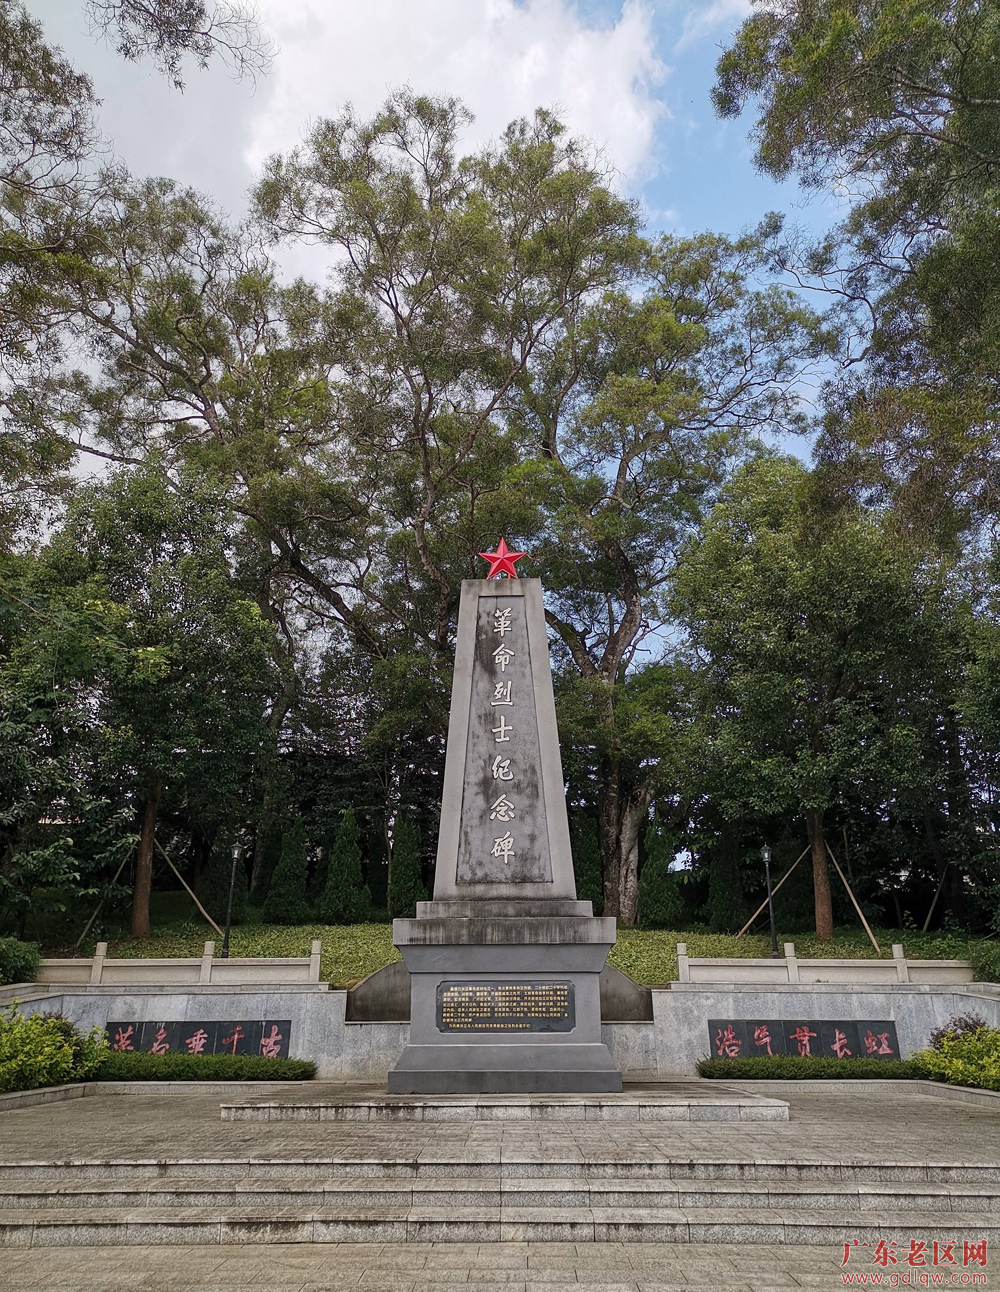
top-left (388, 543), bottom-right (621, 1093)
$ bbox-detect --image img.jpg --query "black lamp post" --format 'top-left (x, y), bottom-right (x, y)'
top-left (762, 844), bottom-right (779, 959)
top-left (220, 842), bottom-right (240, 960)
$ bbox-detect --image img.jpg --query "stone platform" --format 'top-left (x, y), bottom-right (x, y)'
top-left (0, 1082), bottom-right (998, 1248)
top-left (220, 1088), bottom-right (788, 1123)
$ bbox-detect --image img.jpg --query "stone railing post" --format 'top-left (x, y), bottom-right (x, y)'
top-left (893, 943), bottom-right (910, 983)
top-left (676, 943), bottom-right (690, 982)
top-left (309, 940), bottom-right (322, 983)
top-left (89, 942), bottom-right (107, 985)
top-left (783, 942), bottom-right (800, 984)
top-left (200, 941), bottom-right (215, 984)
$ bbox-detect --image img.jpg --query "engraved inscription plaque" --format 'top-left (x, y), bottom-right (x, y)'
top-left (437, 981), bottom-right (576, 1033)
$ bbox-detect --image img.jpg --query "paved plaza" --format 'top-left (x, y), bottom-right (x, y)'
top-left (0, 1238), bottom-right (966, 1291)
top-left (0, 1082), bottom-right (996, 1165)
top-left (0, 1083), bottom-right (996, 1289)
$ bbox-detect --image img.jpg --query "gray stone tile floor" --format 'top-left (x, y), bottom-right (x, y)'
top-left (0, 1084), bottom-right (998, 1167)
top-left (0, 1085), bottom-right (997, 1287)
top-left (0, 1240), bottom-right (994, 1290)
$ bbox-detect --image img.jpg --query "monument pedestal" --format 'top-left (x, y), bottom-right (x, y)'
top-left (389, 901), bottom-right (621, 1094)
top-left (388, 576), bottom-right (622, 1095)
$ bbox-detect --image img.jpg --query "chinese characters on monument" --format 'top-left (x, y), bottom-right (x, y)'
top-left (455, 592), bottom-right (553, 884)
top-left (707, 1019), bottom-right (900, 1060)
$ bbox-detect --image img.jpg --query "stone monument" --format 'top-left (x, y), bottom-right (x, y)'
top-left (388, 541), bottom-right (621, 1093)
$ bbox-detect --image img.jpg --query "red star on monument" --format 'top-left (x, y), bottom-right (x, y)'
top-left (478, 537), bottom-right (526, 579)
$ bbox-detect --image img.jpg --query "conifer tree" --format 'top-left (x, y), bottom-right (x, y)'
top-left (705, 834), bottom-right (746, 933)
top-left (197, 833), bottom-right (249, 926)
top-left (571, 816), bottom-right (603, 914)
top-left (315, 808), bottom-right (371, 924)
top-left (366, 821), bottom-right (388, 913)
top-left (637, 825), bottom-right (683, 928)
top-left (262, 818), bottom-right (312, 925)
top-left (387, 818), bottom-right (427, 918)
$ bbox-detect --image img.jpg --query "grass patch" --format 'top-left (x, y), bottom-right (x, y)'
top-left (698, 1055), bottom-right (921, 1079)
top-left (55, 923), bottom-right (973, 988)
top-left (607, 928), bottom-right (972, 985)
top-left (93, 1052), bottom-right (316, 1081)
top-left (83, 922), bottom-right (401, 988)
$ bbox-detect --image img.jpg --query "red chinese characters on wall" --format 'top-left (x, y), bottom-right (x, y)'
top-left (105, 1020), bottom-right (291, 1059)
top-left (707, 1020), bottom-right (899, 1060)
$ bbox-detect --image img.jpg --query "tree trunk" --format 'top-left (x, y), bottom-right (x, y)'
top-left (598, 755), bottom-right (622, 919)
top-left (131, 782), bottom-right (162, 937)
top-left (597, 755), bottom-right (649, 926)
top-left (805, 809), bottom-right (834, 939)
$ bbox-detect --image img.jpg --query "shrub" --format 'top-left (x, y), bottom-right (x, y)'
top-left (0, 937), bottom-right (40, 985)
top-left (928, 1012), bottom-right (988, 1050)
top-left (315, 808), bottom-right (371, 924)
top-left (387, 818), bottom-right (427, 918)
top-left (971, 941), bottom-right (1000, 983)
top-left (911, 1025), bottom-right (1000, 1091)
top-left (262, 818), bottom-right (312, 925)
top-left (571, 816), bottom-right (603, 913)
top-left (94, 1051), bottom-right (316, 1081)
top-left (197, 836), bottom-right (249, 926)
top-left (638, 827), bottom-right (683, 928)
top-left (698, 1055), bottom-right (920, 1080)
top-left (0, 1007), bottom-right (107, 1092)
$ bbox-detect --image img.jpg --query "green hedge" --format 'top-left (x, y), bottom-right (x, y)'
top-left (698, 1055), bottom-right (921, 1079)
top-left (911, 1025), bottom-right (1000, 1091)
top-left (93, 1052), bottom-right (316, 1081)
top-left (0, 938), bottom-right (40, 985)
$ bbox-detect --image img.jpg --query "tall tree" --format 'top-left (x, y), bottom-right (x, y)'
top-left (512, 230), bottom-right (832, 922)
top-left (713, 0), bottom-right (1000, 531)
top-left (672, 456), bottom-right (933, 937)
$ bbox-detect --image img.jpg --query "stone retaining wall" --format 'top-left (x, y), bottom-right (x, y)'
top-left (12, 980), bottom-right (1000, 1079)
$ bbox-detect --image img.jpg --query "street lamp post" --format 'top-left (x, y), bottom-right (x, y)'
top-left (762, 844), bottom-right (779, 959)
top-left (221, 842), bottom-right (240, 960)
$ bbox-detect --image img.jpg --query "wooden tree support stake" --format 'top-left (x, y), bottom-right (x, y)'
top-left (922, 864), bottom-right (949, 933)
top-left (735, 846), bottom-right (810, 939)
top-left (154, 838), bottom-right (224, 938)
top-left (825, 842), bottom-right (880, 952)
top-left (73, 851), bottom-right (132, 953)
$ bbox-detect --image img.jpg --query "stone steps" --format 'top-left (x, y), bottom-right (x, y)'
top-left (221, 1095), bottom-right (789, 1123)
top-left (1, 1175), bottom-right (997, 1212)
top-left (0, 1204), bottom-right (997, 1246)
top-left (2, 1157), bottom-right (998, 1183)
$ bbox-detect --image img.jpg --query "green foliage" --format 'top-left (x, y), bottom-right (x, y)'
top-left (704, 836), bottom-right (746, 934)
top-left (315, 808), bottom-right (371, 924)
top-left (197, 838), bottom-right (248, 927)
top-left (638, 827), bottom-right (683, 928)
top-left (698, 1055), bottom-right (919, 1080)
top-left (571, 817), bottom-right (603, 913)
top-left (911, 1025), bottom-right (1000, 1091)
top-left (387, 818), bottom-right (427, 919)
top-left (0, 938), bottom-right (39, 985)
top-left (262, 820), bottom-right (312, 926)
top-left (365, 823), bottom-right (388, 912)
top-left (0, 1007), bottom-right (107, 1092)
top-left (94, 1052), bottom-right (315, 1081)
top-left (971, 942), bottom-right (1000, 983)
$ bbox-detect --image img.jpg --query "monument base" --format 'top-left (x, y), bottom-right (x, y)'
top-left (388, 902), bottom-right (621, 1095)
top-left (387, 1051), bottom-right (622, 1094)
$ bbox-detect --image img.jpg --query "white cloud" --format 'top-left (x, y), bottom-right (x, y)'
top-left (250, 0), bottom-right (667, 192)
top-left (675, 0), bottom-right (752, 51)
